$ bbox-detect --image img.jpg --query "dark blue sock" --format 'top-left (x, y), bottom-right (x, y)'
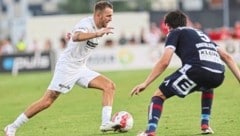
top-left (201, 90), bottom-right (213, 126)
top-left (146, 96), bottom-right (164, 133)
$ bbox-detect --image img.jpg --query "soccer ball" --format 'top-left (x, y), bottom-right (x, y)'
top-left (112, 111), bottom-right (134, 132)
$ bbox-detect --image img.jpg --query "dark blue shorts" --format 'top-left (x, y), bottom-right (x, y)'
top-left (159, 64), bottom-right (225, 98)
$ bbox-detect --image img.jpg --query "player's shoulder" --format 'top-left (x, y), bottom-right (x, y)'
top-left (168, 27), bottom-right (185, 34)
top-left (167, 27), bottom-right (184, 37)
top-left (80, 16), bottom-right (93, 23)
top-left (75, 16), bottom-right (93, 27)
top-left (170, 27), bottom-right (198, 36)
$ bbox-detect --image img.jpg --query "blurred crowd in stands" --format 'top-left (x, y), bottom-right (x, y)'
top-left (206, 21), bottom-right (240, 40)
top-left (0, 34), bottom-right (68, 56)
top-left (1, 20), bottom-right (240, 56)
top-left (105, 20), bottom-right (240, 47)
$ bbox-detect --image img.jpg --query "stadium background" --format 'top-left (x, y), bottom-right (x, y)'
top-left (1, 0), bottom-right (240, 73)
top-left (0, 0), bottom-right (240, 136)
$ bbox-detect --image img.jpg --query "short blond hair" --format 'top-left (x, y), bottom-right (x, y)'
top-left (94, 0), bottom-right (113, 12)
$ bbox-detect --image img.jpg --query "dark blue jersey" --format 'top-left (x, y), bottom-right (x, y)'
top-left (165, 27), bottom-right (225, 72)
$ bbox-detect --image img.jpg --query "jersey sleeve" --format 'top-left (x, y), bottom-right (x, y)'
top-left (165, 29), bottom-right (181, 50)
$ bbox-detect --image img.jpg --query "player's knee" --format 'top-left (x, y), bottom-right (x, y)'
top-left (153, 89), bottom-right (167, 100)
top-left (104, 81), bottom-right (116, 94)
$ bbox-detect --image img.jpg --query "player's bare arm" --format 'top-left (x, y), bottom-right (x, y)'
top-left (72, 27), bottom-right (114, 42)
top-left (218, 47), bottom-right (240, 83)
top-left (131, 48), bottom-right (174, 96)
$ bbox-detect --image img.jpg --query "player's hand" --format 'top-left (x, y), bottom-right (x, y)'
top-left (130, 83), bottom-right (147, 97)
top-left (96, 27), bottom-right (114, 37)
top-left (65, 32), bottom-right (72, 41)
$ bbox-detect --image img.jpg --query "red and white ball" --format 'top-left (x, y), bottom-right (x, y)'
top-left (112, 111), bottom-right (134, 132)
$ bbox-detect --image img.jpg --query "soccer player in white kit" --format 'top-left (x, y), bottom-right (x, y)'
top-left (4, 1), bottom-right (118, 136)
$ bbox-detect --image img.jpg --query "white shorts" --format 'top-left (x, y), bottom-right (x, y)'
top-left (48, 61), bottom-right (100, 94)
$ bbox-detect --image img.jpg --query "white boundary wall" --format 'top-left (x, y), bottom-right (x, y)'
top-left (88, 44), bottom-right (181, 71)
top-left (87, 40), bottom-right (240, 71)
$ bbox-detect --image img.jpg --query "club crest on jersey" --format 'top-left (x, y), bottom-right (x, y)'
top-left (87, 40), bottom-right (98, 49)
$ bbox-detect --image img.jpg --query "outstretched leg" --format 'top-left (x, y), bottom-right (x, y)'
top-left (5, 90), bottom-right (60, 136)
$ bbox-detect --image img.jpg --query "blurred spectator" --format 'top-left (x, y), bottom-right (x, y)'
top-left (129, 33), bottom-right (137, 45)
top-left (140, 27), bottom-right (146, 44)
top-left (16, 38), bottom-right (27, 52)
top-left (104, 39), bottom-right (114, 47)
top-left (145, 22), bottom-right (161, 47)
top-left (220, 27), bottom-right (232, 40)
top-left (232, 21), bottom-right (240, 39)
top-left (0, 41), bottom-right (2, 54)
top-left (118, 32), bottom-right (128, 45)
top-left (207, 27), bottom-right (232, 41)
top-left (208, 0), bottom-right (223, 9)
top-left (44, 38), bottom-right (53, 52)
top-left (27, 39), bottom-right (39, 52)
top-left (0, 38), bottom-right (14, 55)
top-left (207, 28), bottom-right (222, 41)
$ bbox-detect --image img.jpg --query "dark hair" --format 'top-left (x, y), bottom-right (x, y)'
top-left (164, 10), bottom-right (187, 29)
top-left (94, 0), bottom-right (113, 12)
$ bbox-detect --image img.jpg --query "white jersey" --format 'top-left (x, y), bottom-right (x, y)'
top-left (48, 16), bottom-right (101, 93)
top-left (58, 16), bottom-right (100, 65)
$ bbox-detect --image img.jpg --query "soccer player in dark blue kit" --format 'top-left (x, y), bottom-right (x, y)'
top-left (131, 10), bottom-right (240, 136)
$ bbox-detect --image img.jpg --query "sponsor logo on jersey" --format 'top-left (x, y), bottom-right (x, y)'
top-left (87, 41), bottom-right (98, 49)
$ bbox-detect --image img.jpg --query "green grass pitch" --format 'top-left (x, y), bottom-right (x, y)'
top-left (0, 68), bottom-right (239, 136)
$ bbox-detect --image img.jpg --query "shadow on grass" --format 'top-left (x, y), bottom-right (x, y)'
top-left (84, 131), bottom-right (131, 136)
top-left (85, 132), bottom-right (208, 136)
top-left (174, 133), bottom-right (210, 136)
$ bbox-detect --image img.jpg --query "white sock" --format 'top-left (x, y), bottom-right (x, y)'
top-left (11, 113), bottom-right (29, 129)
top-left (101, 106), bottom-right (112, 125)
